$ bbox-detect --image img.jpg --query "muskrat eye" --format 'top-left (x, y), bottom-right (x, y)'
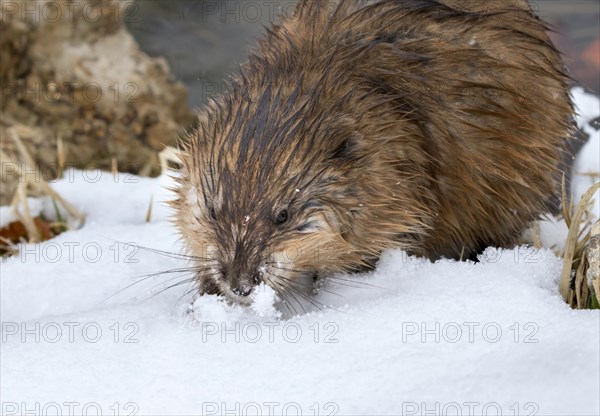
top-left (209, 207), bottom-right (217, 220)
top-left (274, 209), bottom-right (288, 224)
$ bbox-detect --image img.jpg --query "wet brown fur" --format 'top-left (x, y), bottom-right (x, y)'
top-left (172, 0), bottom-right (574, 305)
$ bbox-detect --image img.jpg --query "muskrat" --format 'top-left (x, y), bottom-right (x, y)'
top-left (172, 0), bottom-right (574, 305)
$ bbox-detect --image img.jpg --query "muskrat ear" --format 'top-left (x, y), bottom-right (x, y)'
top-left (327, 116), bottom-right (363, 162)
top-left (329, 135), bottom-right (362, 162)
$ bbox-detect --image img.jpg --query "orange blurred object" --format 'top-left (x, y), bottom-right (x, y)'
top-left (582, 36), bottom-right (600, 70)
top-left (0, 217), bottom-right (56, 244)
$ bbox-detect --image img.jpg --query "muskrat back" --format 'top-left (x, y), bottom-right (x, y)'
top-left (172, 0), bottom-right (573, 305)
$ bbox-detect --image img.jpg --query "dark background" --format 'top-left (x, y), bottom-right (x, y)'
top-left (125, 0), bottom-right (600, 107)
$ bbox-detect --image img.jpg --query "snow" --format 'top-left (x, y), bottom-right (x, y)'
top-left (1, 90), bottom-right (599, 416)
top-left (571, 87), bottom-right (600, 212)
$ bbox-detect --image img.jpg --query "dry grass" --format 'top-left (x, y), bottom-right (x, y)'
top-left (0, 131), bottom-right (85, 256)
top-left (145, 195), bottom-right (154, 223)
top-left (0, 142), bottom-right (182, 256)
top-left (558, 178), bottom-right (600, 309)
top-left (159, 145), bottom-right (183, 173)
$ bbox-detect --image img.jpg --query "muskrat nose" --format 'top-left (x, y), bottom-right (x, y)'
top-left (230, 272), bottom-right (261, 297)
top-left (232, 285), bottom-right (253, 297)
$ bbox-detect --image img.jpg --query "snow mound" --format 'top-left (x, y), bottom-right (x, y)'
top-left (1, 90), bottom-right (599, 415)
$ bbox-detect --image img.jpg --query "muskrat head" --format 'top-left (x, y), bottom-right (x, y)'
top-left (172, 83), bottom-right (388, 306)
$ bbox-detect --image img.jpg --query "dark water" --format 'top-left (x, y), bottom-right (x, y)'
top-left (126, 1), bottom-right (600, 108)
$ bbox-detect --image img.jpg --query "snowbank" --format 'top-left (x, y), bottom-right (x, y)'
top-left (1, 91), bottom-right (599, 415)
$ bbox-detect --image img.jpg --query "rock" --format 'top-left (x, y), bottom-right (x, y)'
top-left (0, 0), bottom-right (195, 205)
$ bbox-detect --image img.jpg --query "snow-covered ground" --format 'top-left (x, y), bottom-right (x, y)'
top-left (1, 89), bottom-right (599, 416)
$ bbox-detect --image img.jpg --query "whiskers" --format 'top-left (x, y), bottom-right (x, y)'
top-left (105, 241), bottom-right (390, 317)
top-left (263, 263), bottom-right (347, 316)
top-left (265, 261), bottom-right (388, 290)
top-left (104, 241), bottom-right (218, 305)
